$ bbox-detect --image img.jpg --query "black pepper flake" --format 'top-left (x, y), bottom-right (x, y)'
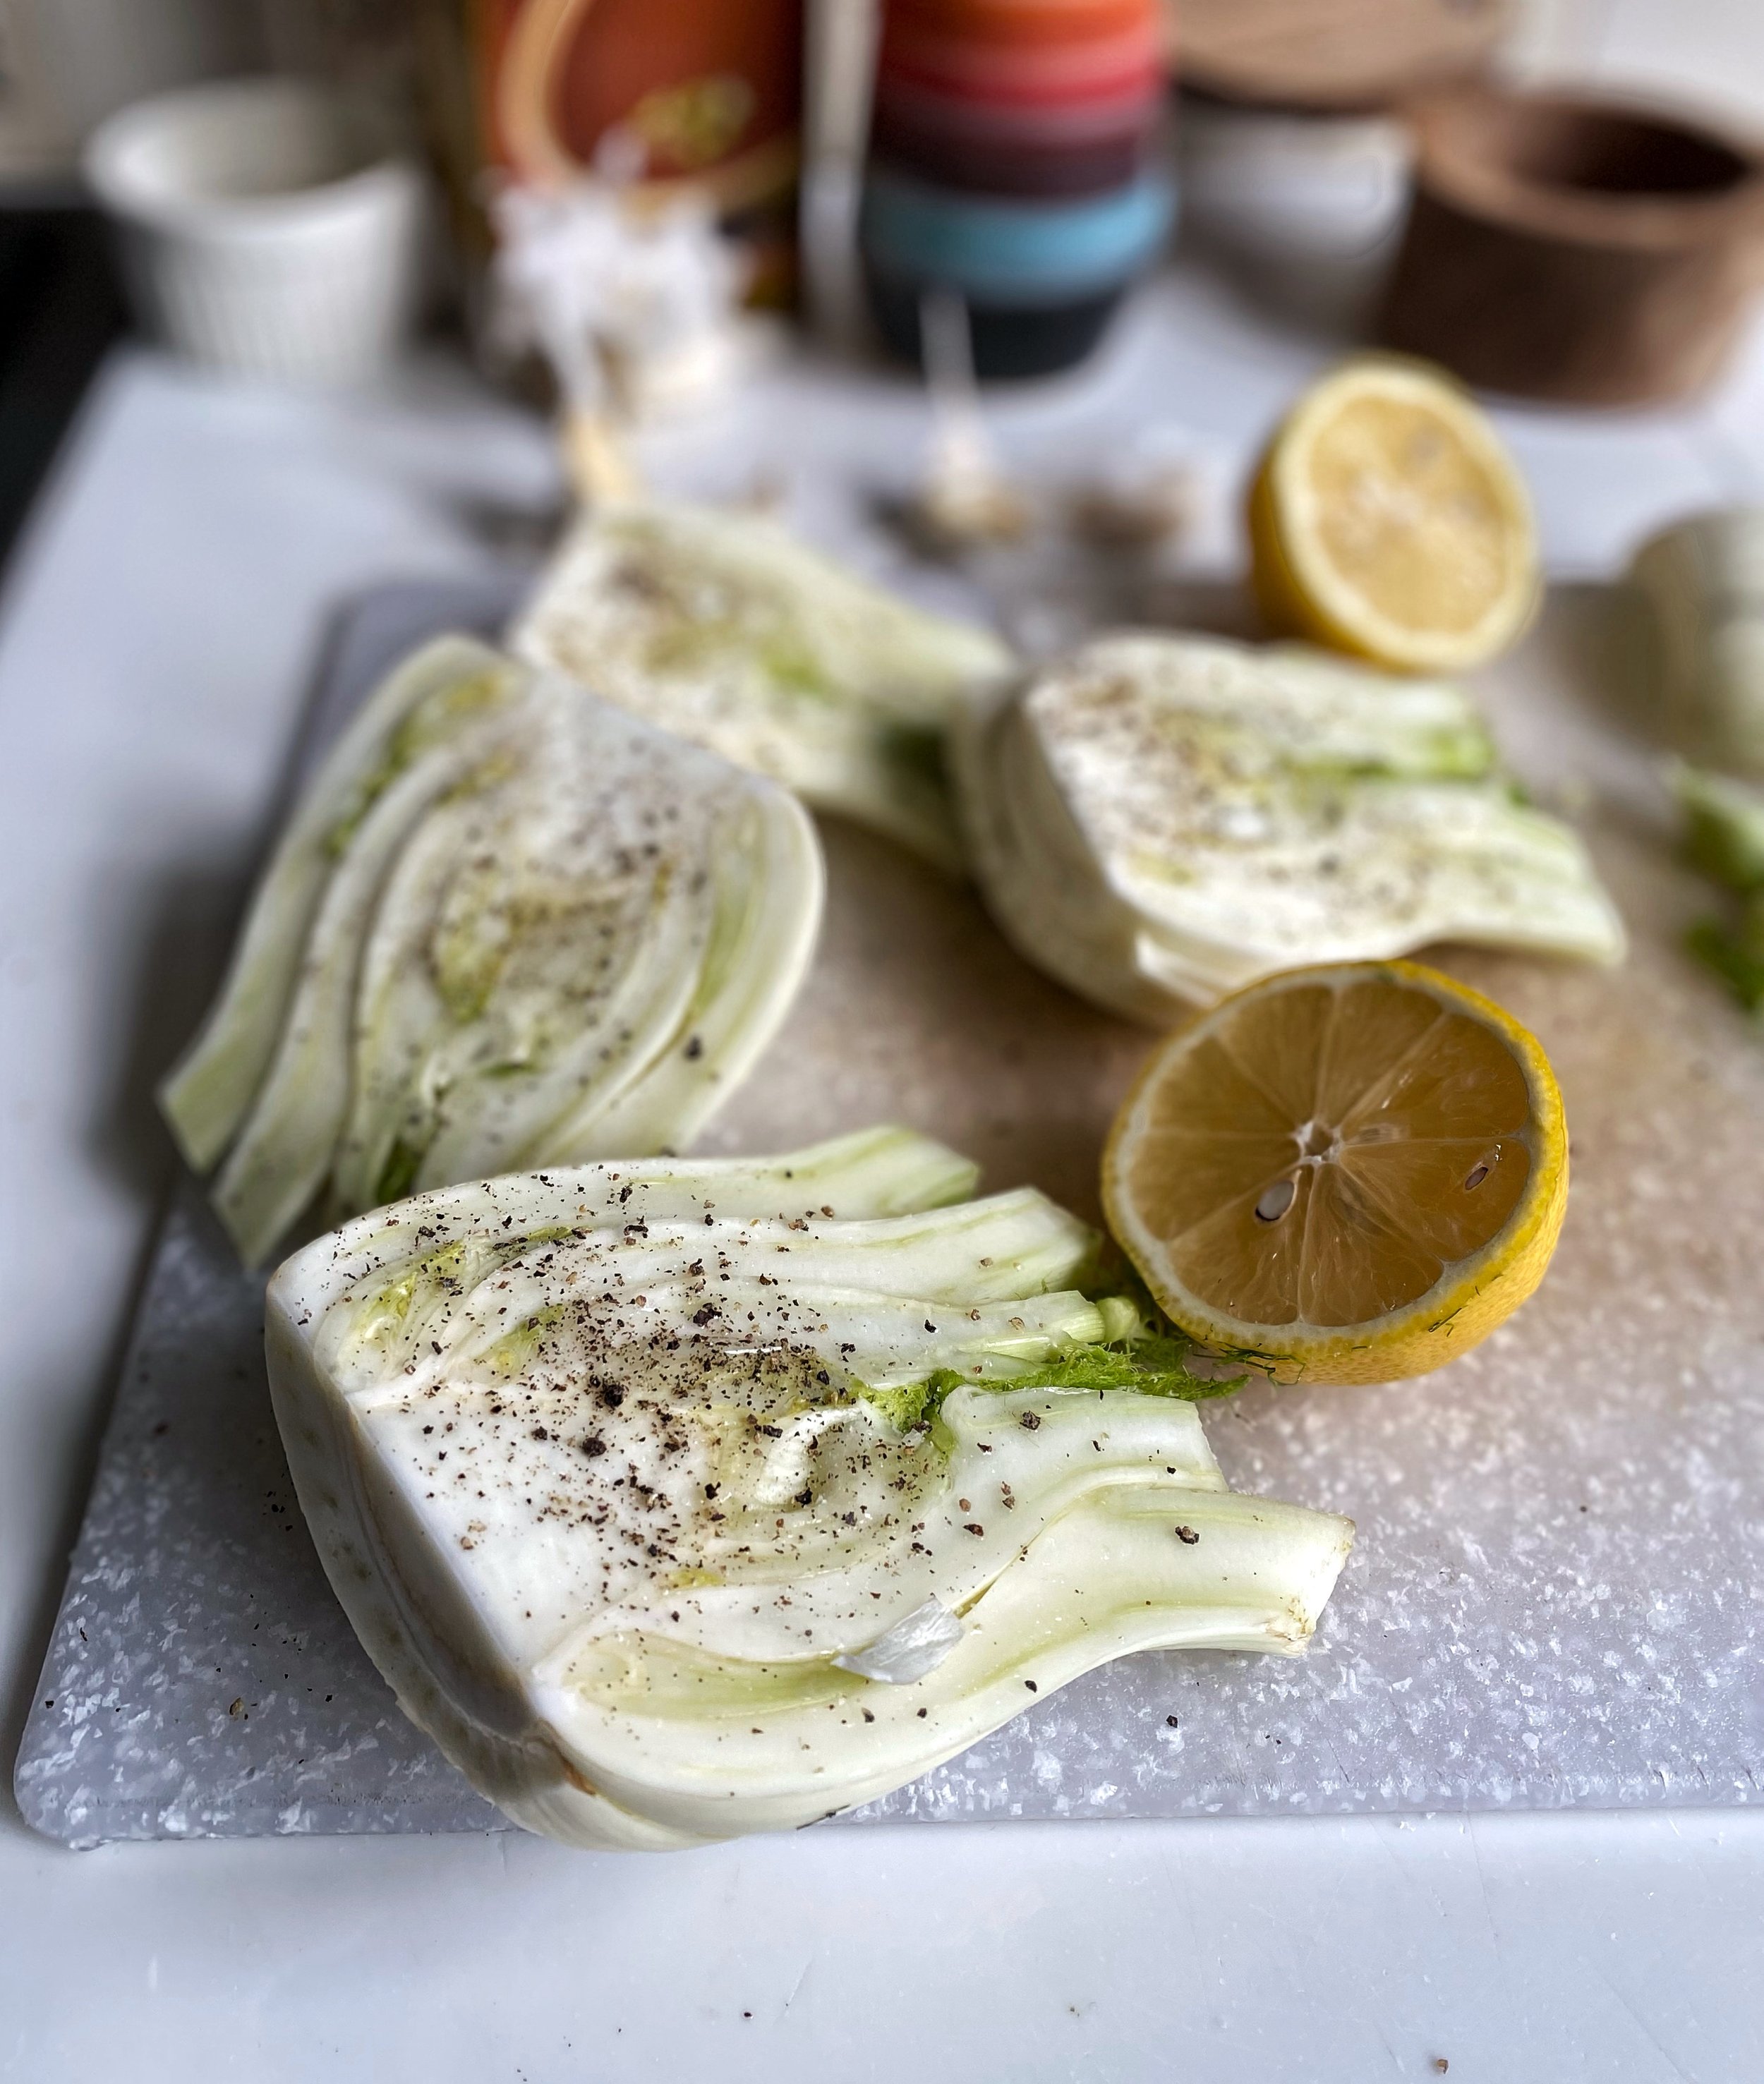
top-left (1023, 1680), bottom-right (1037, 1692)
top-left (963, 1522), bottom-right (984, 1536)
top-left (581, 1436), bottom-right (608, 1458)
top-left (1175, 1525), bottom-right (1200, 1545)
top-left (531, 1426), bottom-right (548, 1441)
top-left (684, 1035), bottom-right (703, 1059)
top-left (692, 1303), bottom-right (718, 1326)
top-left (862, 1709), bottom-right (874, 1723)
top-left (1019, 1411), bottom-right (1041, 1431)
top-left (1166, 1716), bottom-right (1179, 1728)
top-left (916, 1708), bottom-right (927, 1719)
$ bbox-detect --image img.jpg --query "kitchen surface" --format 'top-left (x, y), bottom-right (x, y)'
top-left (6, 2), bottom-right (1764, 2078)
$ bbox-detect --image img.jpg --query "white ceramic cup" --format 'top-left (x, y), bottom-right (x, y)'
top-left (84, 76), bottom-right (425, 387)
top-left (1178, 97), bottom-right (1413, 333)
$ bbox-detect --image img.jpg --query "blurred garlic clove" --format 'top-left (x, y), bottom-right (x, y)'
top-left (1067, 461), bottom-right (1201, 553)
top-left (907, 287), bottom-right (1032, 557)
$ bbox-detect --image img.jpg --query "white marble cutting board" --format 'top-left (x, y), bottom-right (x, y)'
top-left (16, 571), bottom-right (1764, 1846)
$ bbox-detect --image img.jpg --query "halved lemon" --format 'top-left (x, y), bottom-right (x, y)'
top-left (1248, 357), bottom-right (1540, 674)
top-left (1103, 960), bottom-right (1567, 1385)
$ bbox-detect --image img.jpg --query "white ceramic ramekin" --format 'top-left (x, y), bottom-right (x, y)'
top-left (84, 77), bottom-right (425, 387)
top-left (1178, 95), bottom-right (1412, 332)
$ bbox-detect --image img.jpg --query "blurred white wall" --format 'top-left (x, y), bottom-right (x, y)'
top-left (0, 0), bottom-right (422, 187)
top-left (1, 0), bottom-right (1758, 188)
top-left (0, 0), bottom-right (265, 181)
top-left (1509, 0), bottom-right (1764, 126)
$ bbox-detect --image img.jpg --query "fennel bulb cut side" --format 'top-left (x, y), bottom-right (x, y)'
top-left (953, 633), bottom-right (1626, 1021)
top-left (266, 1132), bottom-right (1353, 1850)
top-left (509, 502), bottom-right (1015, 868)
top-left (159, 636), bottom-right (513, 1175)
top-left (159, 636), bottom-right (823, 1266)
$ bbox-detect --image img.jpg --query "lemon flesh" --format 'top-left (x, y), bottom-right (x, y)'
top-left (1251, 359), bottom-right (1540, 674)
top-left (1105, 960), bottom-right (1568, 1384)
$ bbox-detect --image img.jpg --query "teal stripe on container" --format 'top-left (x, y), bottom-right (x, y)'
top-left (859, 168), bottom-right (1173, 301)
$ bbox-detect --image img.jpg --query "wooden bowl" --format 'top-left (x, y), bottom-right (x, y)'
top-left (1171, 0), bottom-right (1509, 113)
top-left (1379, 86), bottom-right (1764, 405)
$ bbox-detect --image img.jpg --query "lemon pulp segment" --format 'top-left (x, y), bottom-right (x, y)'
top-left (1304, 393), bottom-right (1523, 639)
top-left (1105, 961), bottom-right (1567, 1384)
top-left (1251, 360), bottom-right (1539, 674)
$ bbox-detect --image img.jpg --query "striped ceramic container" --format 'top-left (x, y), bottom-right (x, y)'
top-left (862, 0), bottom-right (1171, 375)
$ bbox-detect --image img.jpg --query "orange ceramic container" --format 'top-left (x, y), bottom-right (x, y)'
top-left (885, 0), bottom-right (1153, 49)
top-left (878, 16), bottom-right (1160, 108)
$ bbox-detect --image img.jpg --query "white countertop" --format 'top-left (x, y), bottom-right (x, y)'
top-left (5, 265), bottom-right (1764, 2080)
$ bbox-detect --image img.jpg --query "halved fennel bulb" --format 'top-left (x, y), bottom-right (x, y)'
top-left (953, 632), bottom-right (1626, 1021)
top-left (266, 1128), bottom-right (1353, 1851)
top-left (160, 636), bottom-right (823, 1265)
top-left (509, 501), bottom-right (1015, 867)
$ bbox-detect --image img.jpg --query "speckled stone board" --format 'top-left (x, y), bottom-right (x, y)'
top-left (17, 575), bottom-right (1764, 1847)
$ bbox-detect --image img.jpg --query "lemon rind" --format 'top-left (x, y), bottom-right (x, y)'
top-left (1102, 958), bottom-right (1568, 1386)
